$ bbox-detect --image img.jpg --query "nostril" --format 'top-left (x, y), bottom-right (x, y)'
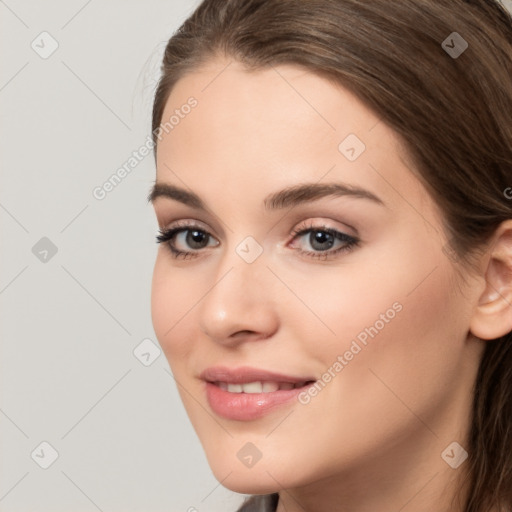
top-left (231, 330), bottom-right (258, 339)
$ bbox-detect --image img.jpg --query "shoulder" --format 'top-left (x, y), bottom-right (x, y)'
top-left (235, 493), bottom-right (279, 512)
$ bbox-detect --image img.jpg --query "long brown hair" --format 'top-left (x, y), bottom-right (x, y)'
top-left (151, 1), bottom-right (512, 510)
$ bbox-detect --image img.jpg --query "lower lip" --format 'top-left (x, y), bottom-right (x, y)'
top-left (205, 382), bottom-right (314, 421)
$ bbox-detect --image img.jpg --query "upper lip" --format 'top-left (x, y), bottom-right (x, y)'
top-left (200, 366), bottom-right (316, 384)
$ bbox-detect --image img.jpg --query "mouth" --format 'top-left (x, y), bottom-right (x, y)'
top-left (200, 366), bottom-right (317, 421)
top-left (200, 365), bottom-right (316, 386)
top-left (210, 380), bottom-right (315, 393)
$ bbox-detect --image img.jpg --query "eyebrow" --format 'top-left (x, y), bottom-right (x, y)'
top-left (147, 181), bottom-right (385, 210)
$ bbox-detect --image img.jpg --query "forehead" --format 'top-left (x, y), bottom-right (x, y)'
top-left (159, 58), bottom-right (381, 151)
top-left (155, 57), bottom-right (426, 215)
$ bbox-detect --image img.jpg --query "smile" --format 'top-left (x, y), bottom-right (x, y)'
top-left (214, 381), bottom-right (312, 393)
top-left (201, 368), bottom-right (316, 420)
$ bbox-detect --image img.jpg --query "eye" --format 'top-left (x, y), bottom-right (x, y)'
top-left (155, 221), bottom-right (359, 261)
top-left (289, 222), bottom-right (359, 260)
top-left (156, 222), bottom-right (219, 259)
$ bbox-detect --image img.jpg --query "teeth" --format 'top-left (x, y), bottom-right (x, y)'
top-left (241, 381), bottom-right (263, 393)
top-left (262, 381), bottom-right (279, 392)
top-left (217, 381), bottom-right (304, 393)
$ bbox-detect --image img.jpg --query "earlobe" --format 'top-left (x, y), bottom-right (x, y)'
top-left (469, 220), bottom-right (512, 341)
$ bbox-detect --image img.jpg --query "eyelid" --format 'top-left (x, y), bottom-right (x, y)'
top-left (288, 222), bottom-right (359, 252)
top-left (162, 217), bottom-right (357, 242)
top-left (155, 207), bottom-right (226, 239)
top-left (159, 218), bottom-right (212, 233)
top-left (290, 217), bottom-right (359, 239)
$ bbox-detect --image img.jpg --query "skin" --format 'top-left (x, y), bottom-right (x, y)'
top-left (149, 57), bottom-right (511, 512)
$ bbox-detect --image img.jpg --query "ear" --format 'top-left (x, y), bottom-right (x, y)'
top-left (470, 219), bottom-right (512, 340)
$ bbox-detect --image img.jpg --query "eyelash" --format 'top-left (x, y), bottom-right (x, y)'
top-left (155, 221), bottom-right (360, 261)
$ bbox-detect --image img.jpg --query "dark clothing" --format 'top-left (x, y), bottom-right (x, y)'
top-left (236, 493), bottom-right (279, 512)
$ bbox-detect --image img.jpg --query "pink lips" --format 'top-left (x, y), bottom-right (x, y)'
top-left (201, 365), bottom-right (316, 421)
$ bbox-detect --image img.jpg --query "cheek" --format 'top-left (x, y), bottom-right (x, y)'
top-left (290, 242), bottom-right (464, 399)
top-left (150, 255), bottom-right (198, 365)
top-left (325, 258), bottom-right (466, 421)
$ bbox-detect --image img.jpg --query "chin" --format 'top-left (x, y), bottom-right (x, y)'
top-left (214, 470), bottom-right (281, 495)
top-left (203, 449), bottom-right (288, 494)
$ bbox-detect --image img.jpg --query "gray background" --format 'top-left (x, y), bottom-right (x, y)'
top-left (0, 1), bottom-right (244, 511)
top-left (1, 1), bottom-right (511, 511)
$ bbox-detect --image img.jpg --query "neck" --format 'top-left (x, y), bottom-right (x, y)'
top-left (276, 446), bottom-right (470, 512)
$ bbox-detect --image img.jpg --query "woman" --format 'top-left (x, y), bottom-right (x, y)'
top-left (147, 1), bottom-right (512, 511)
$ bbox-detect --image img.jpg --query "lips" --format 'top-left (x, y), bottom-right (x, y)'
top-left (200, 365), bottom-right (315, 385)
top-left (200, 366), bottom-right (316, 420)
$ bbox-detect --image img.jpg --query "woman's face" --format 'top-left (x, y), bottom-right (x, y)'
top-left (150, 58), bottom-right (484, 495)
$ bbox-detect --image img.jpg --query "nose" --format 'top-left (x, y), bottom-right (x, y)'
top-left (197, 248), bottom-right (280, 346)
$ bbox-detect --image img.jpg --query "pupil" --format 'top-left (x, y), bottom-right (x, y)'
top-left (188, 230), bottom-right (207, 248)
top-left (311, 231), bottom-right (334, 250)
